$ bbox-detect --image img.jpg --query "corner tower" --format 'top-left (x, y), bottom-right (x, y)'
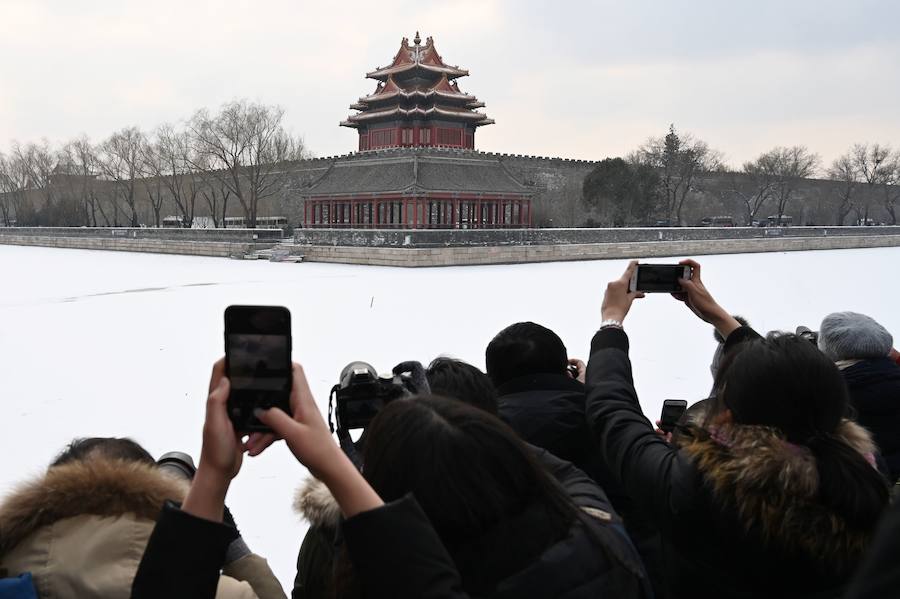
top-left (341, 32), bottom-right (494, 151)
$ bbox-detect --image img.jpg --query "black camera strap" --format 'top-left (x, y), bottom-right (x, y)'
top-left (327, 384), bottom-right (340, 434)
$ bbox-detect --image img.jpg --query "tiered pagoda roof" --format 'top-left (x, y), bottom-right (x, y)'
top-left (341, 33), bottom-right (494, 131)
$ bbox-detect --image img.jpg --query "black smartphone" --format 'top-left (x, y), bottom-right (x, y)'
top-left (224, 305), bottom-right (292, 432)
top-left (629, 264), bottom-right (692, 293)
top-left (659, 399), bottom-right (688, 434)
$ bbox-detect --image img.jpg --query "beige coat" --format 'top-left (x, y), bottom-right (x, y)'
top-left (0, 457), bottom-right (276, 599)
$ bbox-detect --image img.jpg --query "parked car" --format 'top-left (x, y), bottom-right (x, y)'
top-left (697, 216), bottom-right (735, 227)
top-left (766, 215), bottom-right (793, 227)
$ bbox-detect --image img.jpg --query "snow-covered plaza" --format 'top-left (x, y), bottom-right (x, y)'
top-left (2, 244), bottom-right (898, 588)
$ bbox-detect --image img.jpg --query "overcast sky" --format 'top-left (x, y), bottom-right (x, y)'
top-left (2, 0), bottom-right (899, 169)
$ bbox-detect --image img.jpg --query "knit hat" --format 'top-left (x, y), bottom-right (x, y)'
top-left (818, 312), bottom-right (893, 361)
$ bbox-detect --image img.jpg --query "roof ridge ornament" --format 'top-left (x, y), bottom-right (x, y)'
top-left (413, 31), bottom-right (421, 46)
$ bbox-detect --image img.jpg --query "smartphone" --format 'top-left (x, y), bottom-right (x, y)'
top-left (224, 305), bottom-right (292, 432)
top-left (659, 400), bottom-right (688, 434)
top-left (629, 264), bottom-right (692, 293)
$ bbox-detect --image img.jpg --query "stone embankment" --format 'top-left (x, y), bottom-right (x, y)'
top-left (0, 227), bottom-right (282, 258)
top-left (2, 226), bottom-right (899, 266)
top-left (293, 226), bottom-right (900, 267)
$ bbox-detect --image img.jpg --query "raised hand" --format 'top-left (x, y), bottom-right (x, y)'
top-left (253, 363), bottom-right (384, 518)
top-left (601, 260), bottom-right (645, 323)
top-left (672, 259), bottom-right (741, 338)
top-left (182, 359), bottom-right (245, 522)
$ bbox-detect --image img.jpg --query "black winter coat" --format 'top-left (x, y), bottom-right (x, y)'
top-left (586, 326), bottom-right (882, 599)
top-left (841, 358), bottom-right (900, 482)
top-left (289, 446), bottom-right (649, 599)
top-left (497, 374), bottom-right (609, 486)
top-left (498, 373), bottom-right (666, 597)
top-left (343, 491), bottom-right (650, 599)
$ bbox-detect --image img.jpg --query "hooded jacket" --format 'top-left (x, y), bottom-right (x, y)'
top-left (292, 477), bottom-right (342, 599)
top-left (586, 326), bottom-right (885, 599)
top-left (0, 457), bottom-right (277, 599)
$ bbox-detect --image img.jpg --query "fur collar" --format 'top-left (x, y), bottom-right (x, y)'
top-left (681, 419), bottom-right (877, 569)
top-left (0, 458), bottom-right (187, 557)
top-left (293, 477), bottom-right (341, 529)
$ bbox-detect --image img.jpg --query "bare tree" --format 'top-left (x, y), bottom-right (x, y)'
top-left (6, 149), bottom-right (32, 224)
top-left (753, 146), bottom-right (820, 222)
top-left (0, 151), bottom-right (16, 226)
top-left (198, 161), bottom-right (232, 228)
top-left (631, 124), bottom-right (722, 225)
top-left (852, 143), bottom-right (893, 225)
top-left (826, 152), bottom-right (858, 226)
top-left (883, 156), bottom-right (900, 225)
top-left (733, 159), bottom-right (777, 225)
top-left (189, 100), bottom-right (308, 228)
top-left (142, 124), bottom-right (204, 227)
top-left (57, 137), bottom-right (106, 226)
top-left (15, 141), bottom-right (58, 220)
top-left (139, 140), bottom-right (167, 227)
top-left (97, 127), bottom-right (146, 227)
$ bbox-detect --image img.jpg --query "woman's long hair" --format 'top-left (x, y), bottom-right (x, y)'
top-left (705, 333), bottom-right (888, 529)
top-left (362, 394), bottom-right (576, 595)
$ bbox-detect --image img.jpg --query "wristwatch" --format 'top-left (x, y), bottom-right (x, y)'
top-left (600, 319), bottom-right (624, 330)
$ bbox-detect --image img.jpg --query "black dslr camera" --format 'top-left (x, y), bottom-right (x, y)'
top-left (328, 361), bottom-right (426, 433)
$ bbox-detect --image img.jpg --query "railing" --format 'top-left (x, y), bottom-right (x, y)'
top-left (0, 227), bottom-right (283, 242)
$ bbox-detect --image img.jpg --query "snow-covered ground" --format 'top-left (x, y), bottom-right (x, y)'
top-left (2, 244), bottom-right (898, 589)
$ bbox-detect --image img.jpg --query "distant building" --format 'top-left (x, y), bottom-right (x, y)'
top-left (303, 33), bottom-right (533, 229)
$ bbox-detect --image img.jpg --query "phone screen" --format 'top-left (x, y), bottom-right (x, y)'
top-left (636, 265), bottom-right (689, 293)
top-left (227, 334), bottom-right (290, 391)
top-left (225, 306), bottom-right (292, 432)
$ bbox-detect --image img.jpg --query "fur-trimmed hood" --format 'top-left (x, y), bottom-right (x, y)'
top-left (293, 477), bottom-right (341, 529)
top-left (0, 457), bottom-right (187, 557)
top-left (681, 419), bottom-right (879, 571)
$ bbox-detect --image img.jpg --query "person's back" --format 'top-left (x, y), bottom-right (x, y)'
top-left (819, 311), bottom-right (900, 482)
top-left (485, 323), bottom-right (609, 489)
top-left (360, 395), bottom-right (651, 598)
top-left (0, 438), bottom-right (261, 599)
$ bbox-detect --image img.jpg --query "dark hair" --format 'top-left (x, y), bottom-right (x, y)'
top-left (362, 395), bottom-right (575, 594)
top-left (426, 357), bottom-right (498, 415)
top-left (51, 437), bottom-right (156, 468)
top-left (707, 333), bottom-right (888, 527)
top-left (485, 322), bottom-right (568, 387)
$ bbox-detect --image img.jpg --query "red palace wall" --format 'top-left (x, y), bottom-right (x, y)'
top-left (359, 125), bottom-right (475, 151)
top-left (304, 195), bottom-right (532, 229)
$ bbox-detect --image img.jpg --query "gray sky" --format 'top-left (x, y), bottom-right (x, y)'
top-left (2, 0), bottom-right (899, 169)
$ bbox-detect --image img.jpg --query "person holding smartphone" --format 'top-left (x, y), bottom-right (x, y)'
top-left (134, 351), bottom-right (652, 599)
top-left (584, 259), bottom-right (889, 599)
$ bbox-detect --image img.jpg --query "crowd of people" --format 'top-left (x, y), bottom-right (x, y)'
top-left (1, 258), bottom-right (899, 599)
